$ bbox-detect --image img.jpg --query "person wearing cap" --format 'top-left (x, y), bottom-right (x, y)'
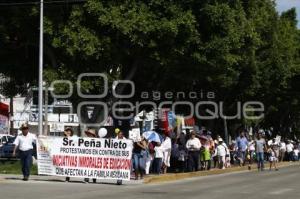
top-left (13, 123), bottom-right (37, 181)
top-left (186, 131), bottom-right (201, 172)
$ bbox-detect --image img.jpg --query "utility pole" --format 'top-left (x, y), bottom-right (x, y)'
top-left (43, 85), bottom-right (48, 135)
top-left (224, 116), bottom-right (229, 145)
top-left (9, 96), bottom-right (14, 135)
top-left (38, 0), bottom-right (44, 136)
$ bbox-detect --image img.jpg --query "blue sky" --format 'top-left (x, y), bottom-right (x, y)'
top-left (276, 0), bottom-right (300, 28)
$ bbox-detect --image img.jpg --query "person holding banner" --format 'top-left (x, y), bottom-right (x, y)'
top-left (84, 128), bottom-right (98, 183)
top-left (64, 128), bottom-right (74, 182)
top-left (13, 123), bottom-right (37, 181)
top-left (116, 129), bottom-right (125, 185)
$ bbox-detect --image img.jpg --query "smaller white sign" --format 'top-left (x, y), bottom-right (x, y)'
top-left (129, 128), bottom-right (141, 142)
top-left (50, 123), bottom-right (64, 132)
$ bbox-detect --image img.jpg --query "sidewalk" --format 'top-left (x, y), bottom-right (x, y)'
top-left (1, 162), bottom-right (299, 184)
top-left (143, 162), bottom-right (300, 184)
top-left (0, 174), bottom-right (144, 185)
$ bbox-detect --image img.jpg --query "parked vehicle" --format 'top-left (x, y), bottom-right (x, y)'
top-left (0, 135), bottom-right (14, 147)
top-left (0, 135), bottom-right (37, 160)
top-left (0, 136), bottom-right (18, 159)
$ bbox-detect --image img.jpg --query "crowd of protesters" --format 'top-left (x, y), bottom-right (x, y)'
top-left (11, 123), bottom-right (300, 182)
top-left (131, 128), bottom-right (300, 179)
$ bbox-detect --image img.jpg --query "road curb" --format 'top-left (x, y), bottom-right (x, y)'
top-left (143, 162), bottom-right (300, 184)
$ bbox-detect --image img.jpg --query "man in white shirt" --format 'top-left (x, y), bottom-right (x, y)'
top-left (279, 141), bottom-right (286, 162)
top-left (286, 141), bottom-right (294, 162)
top-left (13, 123), bottom-right (37, 181)
top-left (186, 131), bottom-right (201, 172)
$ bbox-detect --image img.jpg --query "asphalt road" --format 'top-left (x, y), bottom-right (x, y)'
top-left (1, 165), bottom-right (299, 199)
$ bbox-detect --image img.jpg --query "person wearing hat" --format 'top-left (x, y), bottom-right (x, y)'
top-left (13, 123), bottom-right (37, 181)
top-left (85, 128), bottom-right (97, 138)
top-left (64, 128), bottom-right (74, 182)
top-left (215, 138), bottom-right (228, 169)
top-left (83, 128), bottom-right (97, 183)
top-left (186, 131), bottom-right (201, 172)
top-left (115, 129), bottom-right (125, 185)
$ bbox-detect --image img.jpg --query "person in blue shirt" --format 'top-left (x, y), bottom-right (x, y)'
top-left (236, 132), bottom-right (248, 166)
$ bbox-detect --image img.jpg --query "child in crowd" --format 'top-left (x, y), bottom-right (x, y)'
top-left (268, 147), bottom-right (278, 171)
top-left (200, 139), bottom-right (211, 170)
top-left (225, 147), bottom-right (231, 168)
top-left (247, 140), bottom-right (255, 170)
top-left (212, 140), bottom-right (219, 168)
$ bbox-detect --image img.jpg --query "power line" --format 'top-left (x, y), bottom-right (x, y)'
top-left (0, 0), bottom-right (86, 6)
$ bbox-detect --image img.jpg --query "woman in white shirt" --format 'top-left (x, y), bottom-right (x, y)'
top-left (286, 141), bottom-right (294, 162)
top-left (161, 133), bottom-right (172, 174)
top-left (216, 138), bottom-right (228, 169)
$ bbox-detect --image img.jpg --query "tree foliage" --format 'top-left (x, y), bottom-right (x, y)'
top-left (0, 0), bottom-right (299, 136)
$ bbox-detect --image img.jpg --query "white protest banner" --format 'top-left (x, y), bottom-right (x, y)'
top-left (37, 137), bottom-right (133, 181)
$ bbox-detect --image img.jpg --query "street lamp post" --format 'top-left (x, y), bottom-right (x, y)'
top-left (38, 0), bottom-right (44, 136)
top-left (224, 116), bottom-right (229, 145)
